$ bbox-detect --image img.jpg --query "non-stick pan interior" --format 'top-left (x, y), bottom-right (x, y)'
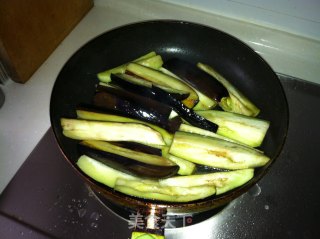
top-left (50, 20), bottom-right (288, 213)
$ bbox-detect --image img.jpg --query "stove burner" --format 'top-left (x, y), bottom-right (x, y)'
top-left (87, 185), bottom-right (227, 229)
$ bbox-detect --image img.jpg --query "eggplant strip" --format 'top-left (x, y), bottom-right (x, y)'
top-left (80, 140), bottom-right (175, 167)
top-left (163, 58), bottom-right (229, 110)
top-left (196, 110), bottom-right (270, 147)
top-left (166, 154), bottom-right (196, 176)
top-left (97, 51), bottom-right (163, 83)
top-left (169, 132), bottom-right (270, 170)
top-left (160, 169), bottom-right (254, 195)
top-left (163, 58), bottom-right (228, 101)
top-left (197, 62), bottom-right (260, 117)
top-left (77, 155), bottom-right (216, 202)
top-left (77, 155), bottom-right (136, 188)
top-left (108, 74), bottom-right (190, 100)
top-left (79, 142), bottom-right (178, 178)
top-left (109, 74), bottom-right (218, 132)
top-left (110, 141), bottom-right (162, 156)
top-left (160, 67), bottom-right (218, 110)
top-left (93, 90), bottom-right (163, 125)
top-left (151, 86), bottom-right (219, 132)
top-left (179, 123), bottom-right (241, 144)
top-left (96, 84), bottom-right (173, 115)
top-left (61, 118), bottom-right (165, 146)
top-left (126, 62), bottom-right (199, 108)
top-left (93, 86), bottom-right (181, 133)
top-left (179, 123), bottom-right (264, 153)
top-left (76, 108), bottom-right (174, 145)
top-left (115, 178), bottom-right (216, 202)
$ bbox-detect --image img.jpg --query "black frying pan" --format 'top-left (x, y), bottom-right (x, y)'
top-left (50, 20), bottom-right (288, 236)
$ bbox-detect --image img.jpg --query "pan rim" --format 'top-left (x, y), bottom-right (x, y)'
top-left (50, 19), bottom-right (289, 213)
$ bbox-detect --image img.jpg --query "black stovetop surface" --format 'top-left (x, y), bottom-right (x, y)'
top-left (1, 75), bottom-right (320, 239)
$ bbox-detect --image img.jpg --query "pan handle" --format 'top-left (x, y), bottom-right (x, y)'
top-left (131, 206), bottom-right (167, 239)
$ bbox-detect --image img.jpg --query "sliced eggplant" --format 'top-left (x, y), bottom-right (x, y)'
top-left (97, 51), bottom-right (163, 83)
top-left (160, 169), bottom-right (254, 195)
top-left (75, 108), bottom-right (174, 145)
top-left (77, 155), bottom-right (136, 188)
top-left (114, 178), bottom-right (216, 202)
top-left (93, 91), bottom-right (165, 128)
top-left (197, 62), bottom-right (260, 117)
top-left (126, 62), bottom-right (199, 108)
top-left (93, 84), bottom-right (181, 132)
top-left (178, 123), bottom-right (259, 150)
top-left (160, 67), bottom-right (217, 110)
top-left (179, 123), bottom-right (239, 143)
top-left (163, 58), bottom-right (228, 102)
top-left (109, 74), bottom-right (218, 132)
top-left (79, 141), bottom-right (179, 178)
top-left (110, 73), bottom-right (158, 99)
top-left (169, 132), bottom-right (270, 170)
top-left (136, 54), bottom-right (163, 69)
top-left (166, 154), bottom-right (196, 176)
top-left (196, 110), bottom-right (270, 147)
top-left (77, 155), bottom-right (216, 202)
top-left (110, 141), bottom-right (162, 156)
top-left (80, 140), bottom-right (175, 167)
top-left (61, 118), bottom-right (165, 147)
top-left (109, 73), bottom-right (190, 101)
top-left (150, 86), bottom-right (219, 132)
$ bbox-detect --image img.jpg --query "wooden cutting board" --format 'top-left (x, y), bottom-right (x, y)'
top-left (0, 0), bottom-right (93, 83)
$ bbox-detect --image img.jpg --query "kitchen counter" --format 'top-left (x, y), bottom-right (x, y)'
top-left (0, 0), bottom-right (319, 193)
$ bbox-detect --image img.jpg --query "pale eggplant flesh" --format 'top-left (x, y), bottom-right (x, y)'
top-left (78, 143), bottom-right (179, 179)
top-left (75, 107), bottom-right (175, 146)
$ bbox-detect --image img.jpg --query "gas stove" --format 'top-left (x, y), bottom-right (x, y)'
top-left (1, 75), bottom-right (320, 239)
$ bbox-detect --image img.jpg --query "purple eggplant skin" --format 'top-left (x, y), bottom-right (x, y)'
top-left (110, 73), bottom-right (190, 101)
top-left (109, 73), bottom-right (218, 132)
top-left (96, 84), bottom-right (172, 118)
top-left (110, 73), bottom-right (155, 99)
top-left (78, 143), bottom-right (179, 179)
top-left (163, 58), bottom-right (228, 101)
top-left (94, 91), bottom-right (161, 123)
top-left (151, 86), bottom-right (219, 132)
top-left (109, 141), bottom-right (162, 156)
top-left (92, 89), bottom-right (181, 133)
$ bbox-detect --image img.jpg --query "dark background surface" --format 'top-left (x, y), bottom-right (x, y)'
top-left (1, 75), bottom-right (320, 238)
